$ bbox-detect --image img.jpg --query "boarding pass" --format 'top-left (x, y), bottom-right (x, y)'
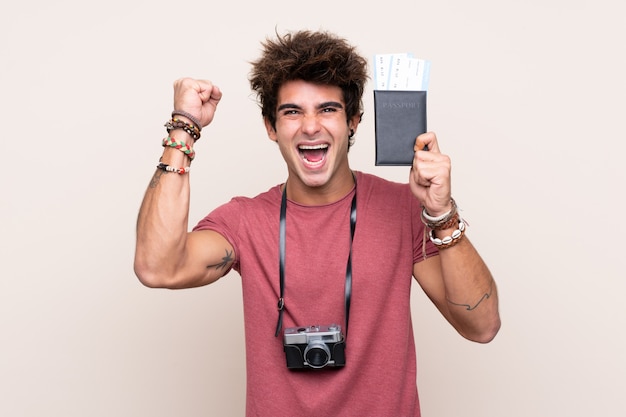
top-left (374, 53), bottom-right (431, 91)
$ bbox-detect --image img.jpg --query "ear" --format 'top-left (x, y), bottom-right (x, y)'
top-left (348, 114), bottom-right (361, 134)
top-left (264, 118), bottom-right (278, 142)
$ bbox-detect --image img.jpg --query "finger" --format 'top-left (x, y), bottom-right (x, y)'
top-left (413, 150), bottom-right (446, 168)
top-left (415, 173), bottom-right (432, 187)
top-left (411, 157), bottom-right (432, 186)
top-left (411, 162), bottom-right (432, 187)
top-left (411, 172), bottom-right (433, 189)
top-left (414, 131), bottom-right (440, 153)
top-left (210, 84), bottom-right (222, 100)
top-left (414, 137), bottom-right (428, 152)
top-left (174, 77), bottom-right (204, 93)
top-left (196, 81), bottom-right (221, 104)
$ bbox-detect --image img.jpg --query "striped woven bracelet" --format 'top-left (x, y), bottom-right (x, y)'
top-left (162, 136), bottom-right (195, 161)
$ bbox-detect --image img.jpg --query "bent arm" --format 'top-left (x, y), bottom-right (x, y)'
top-left (409, 131), bottom-right (500, 343)
top-left (134, 78), bottom-right (228, 289)
top-left (413, 236), bottom-right (500, 343)
top-left (134, 146), bottom-right (234, 289)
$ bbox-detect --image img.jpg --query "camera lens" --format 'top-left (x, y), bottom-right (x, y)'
top-left (304, 340), bottom-right (331, 368)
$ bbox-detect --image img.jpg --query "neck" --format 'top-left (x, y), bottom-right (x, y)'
top-left (284, 169), bottom-right (356, 205)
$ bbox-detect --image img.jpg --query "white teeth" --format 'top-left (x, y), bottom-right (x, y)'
top-left (298, 143), bottom-right (328, 166)
top-left (298, 144), bottom-right (329, 150)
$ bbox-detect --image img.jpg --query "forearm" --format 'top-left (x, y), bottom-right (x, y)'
top-left (134, 146), bottom-right (193, 286)
top-left (410, 133), bottom-right (500, 342)
top-left (436, 231), bottom-right (500, 343)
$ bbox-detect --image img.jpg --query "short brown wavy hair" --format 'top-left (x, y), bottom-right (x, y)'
top-left (249, 30), bottom-right (369, 131)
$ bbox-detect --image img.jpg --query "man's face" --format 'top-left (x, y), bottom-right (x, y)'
top-left (266, 80), bottom-right (356, 197)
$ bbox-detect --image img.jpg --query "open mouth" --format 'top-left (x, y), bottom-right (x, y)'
top-left (298, 144), bottom-right (329, 166)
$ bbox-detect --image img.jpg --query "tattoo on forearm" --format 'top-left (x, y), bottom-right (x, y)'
top-left (207, 249), bottom-right (234, 270)
top-left (149, 170), bottom-right (165, 188)
top-left (447, 279), bottom-right (494, 311)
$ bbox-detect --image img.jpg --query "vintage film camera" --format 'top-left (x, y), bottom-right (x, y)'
top-left (283, 324), bottom-right (346, 370)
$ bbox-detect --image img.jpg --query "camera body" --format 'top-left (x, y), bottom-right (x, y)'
top-left (283, 324), bottom-right (346, 370)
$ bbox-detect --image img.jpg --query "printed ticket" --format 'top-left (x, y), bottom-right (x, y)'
top-left (374, 53), bottom-right (431, 91)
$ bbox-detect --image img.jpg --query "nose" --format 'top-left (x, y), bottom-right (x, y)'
top-left (300, 112), bottom-right (322, 136)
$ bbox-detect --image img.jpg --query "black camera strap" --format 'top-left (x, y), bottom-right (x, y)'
top-left (274, 177), bottom-right (357, 339)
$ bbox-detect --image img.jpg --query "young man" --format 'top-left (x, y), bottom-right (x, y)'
top-left (134, 30), bottom-right (500, 416)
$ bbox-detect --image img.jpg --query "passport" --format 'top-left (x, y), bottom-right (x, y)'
top-left (373, 90), bottom-right (427, 166)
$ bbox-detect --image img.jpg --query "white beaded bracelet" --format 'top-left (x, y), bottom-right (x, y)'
top-left (421, 198), bottom-right (458, 229)
top-left (429, 217), bottom-right (466, 248)
top-left (156, 162), bottom-right (191, 175)
top-left (422, 207), bottom-right (452, 222)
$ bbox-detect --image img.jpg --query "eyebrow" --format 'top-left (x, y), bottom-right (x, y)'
top-left (277, 101), bottom-right (344, 112)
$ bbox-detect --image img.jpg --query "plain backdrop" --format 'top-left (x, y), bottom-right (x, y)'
top-left (1, 1), bottom-right (624, 416)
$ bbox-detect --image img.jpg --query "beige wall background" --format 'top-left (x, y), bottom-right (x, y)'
top-left (1, 0), bottom-right (624, 416)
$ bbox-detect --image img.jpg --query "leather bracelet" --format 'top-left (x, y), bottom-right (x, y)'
top-left (171, 110), bottom-right (202, 131)
top-left (433, 211), bottom-right (460, 231)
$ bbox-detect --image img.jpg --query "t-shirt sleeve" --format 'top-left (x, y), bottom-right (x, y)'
top-left (192, 198), bottom-right (243, 272)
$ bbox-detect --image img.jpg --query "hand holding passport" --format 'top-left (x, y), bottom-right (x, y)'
top-left (373, 53), bottom-right (431, 165)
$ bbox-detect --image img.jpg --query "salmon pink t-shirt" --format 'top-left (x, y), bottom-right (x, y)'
top-left (193, 171), bottom-right (439, 417)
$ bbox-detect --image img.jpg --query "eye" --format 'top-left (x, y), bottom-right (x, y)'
top-left (281, 108), bottom-right (301, 116)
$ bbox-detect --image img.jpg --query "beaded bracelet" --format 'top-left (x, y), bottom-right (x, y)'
top-left (421, 198), bottom-right (458, 230)
top-left (162, 136), bottom-right (195, 161)
top-left (157, 162), bottom-right (190, 174)
top-left (171, 110), bottom-right (202, 132)
top-left (165, 118), bottom-right (201, 141)
top-left (429, 217), bottom-right (466, 249)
